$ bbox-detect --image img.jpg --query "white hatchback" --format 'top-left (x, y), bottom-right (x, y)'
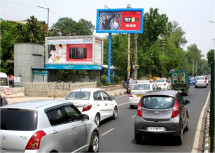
top-left (129, 83), bottom-right (158, 108)
top-left (65, 88), bottom-right (118, 126)
top-left (155, 78), bottom-right (170, 90)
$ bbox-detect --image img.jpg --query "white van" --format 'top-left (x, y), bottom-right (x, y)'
top-left (0, 72), bottom-right (9, 88)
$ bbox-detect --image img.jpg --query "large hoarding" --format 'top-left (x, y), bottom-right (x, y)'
top-left (45, 36), bottom-right (103, 70)
top-left (96, 8), bottom-right (144, 33)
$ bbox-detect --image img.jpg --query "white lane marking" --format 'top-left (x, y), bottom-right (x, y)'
top-left (101, 128), bottom-right (115, 136)
top-left (192, 90), bottom-right (211, 153)
top-left (118, 102), bottom-right (130, 106)
top-left (131, 115), bottom-right (136, 118)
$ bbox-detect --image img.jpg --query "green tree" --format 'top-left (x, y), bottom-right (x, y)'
top-left (50, 18), bottom-right (95, 36)
top-left (207, 49), bottom-right (214, 65)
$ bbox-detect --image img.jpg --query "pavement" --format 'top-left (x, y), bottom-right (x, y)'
top-left (6, 88), bottom-right (127, 105)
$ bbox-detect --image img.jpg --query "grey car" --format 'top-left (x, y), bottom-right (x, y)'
top-left (134, 90), bottom-right (190, 145)
top-left (0, 100), bottom-right (99, 152)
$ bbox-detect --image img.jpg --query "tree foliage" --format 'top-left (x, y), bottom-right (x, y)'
top-left (207, 49), bottom-right (214, 65)
top-left (49, 17), bottom-right (95, 36)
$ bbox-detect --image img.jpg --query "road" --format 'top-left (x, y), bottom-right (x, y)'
top-left (98, 85), bottom-right (210, 152)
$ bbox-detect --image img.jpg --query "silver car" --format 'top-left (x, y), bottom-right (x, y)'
top-left (134, 90), bottom-right (190, 145)
top-left (0, 100), bottom-right (99, 152)
top-left (195, 76), bottom-right (207, 88)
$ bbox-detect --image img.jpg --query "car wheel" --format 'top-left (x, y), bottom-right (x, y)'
top-left (113, 107), bottom-right (118, 119)
top-left (195, 86), bottom-right (197, 88)
top-left (130, 105), bottom-right (134, 109)
top-left (88, 131), bottom-right (99, 152)
top-left (135, 134), bottom-right (142, 144)
top-left (94, 114), bottom-right (100, 127)
top-left (176, 128), bottom-right (183, 145)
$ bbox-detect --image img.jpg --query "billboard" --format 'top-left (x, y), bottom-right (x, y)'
top-left (96, 8), bottom-right (144, 33)
top-left (45, 36), bottom-right (103, 70)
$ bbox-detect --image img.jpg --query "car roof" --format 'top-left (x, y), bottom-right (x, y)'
top-left (1, 100), bottom-right (70, 110)
top-left (70, 88), bottom-right (104, 92)
top-left (142, 90), bottom-right (178, 97)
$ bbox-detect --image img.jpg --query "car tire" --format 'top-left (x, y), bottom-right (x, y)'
top-left (113, 107), bottom-right (118, 119)
top-left (135, 134), bottom-right (142, 144)
top-left (130, 105), bottom-right (134, 109)
top-left (176, 128), bottom-right (183, 145)
top-left (88, 131), bottom-right (99, 152)
top-left (195, 86), bottom-right (197, 88)
top-left (94, 114), bottom-right (100, 127)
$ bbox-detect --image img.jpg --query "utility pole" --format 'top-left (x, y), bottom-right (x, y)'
top-left (193, 59), bottom-right (194, 76)
top-left (196, 60), bottom-right (197, 75)
top-left (134, 34), bottom-right (138, 80)
top-left (127, 4), bottom-right (131, 79)
top-left (38, 5), bottom-right (49, 37)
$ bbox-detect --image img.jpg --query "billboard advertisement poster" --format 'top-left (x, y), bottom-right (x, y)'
top-left (96, 8), bottom-right (144, 33)
top-left (47, 39), bottom-right (93, 64)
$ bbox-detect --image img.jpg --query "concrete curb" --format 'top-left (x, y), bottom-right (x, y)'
top-left (203, 110), bottom-right (210, 153)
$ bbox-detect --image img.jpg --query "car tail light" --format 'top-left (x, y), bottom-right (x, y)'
top-left (195, 80), bottom-right (197, 83)
top-left (204, 80), bottom-right (206, 83)
top-left (137, 100), bottom-right (142, 117)
top-left (25, 130), bottom-right (46, 150)
top-left (164, 83), bottom-right (166, 86)
top-left (83, 104), bottom-right (92, 112)
top-left (129, 92), bottom-right (133, 97)
top-left (171, 99), bottom-right (179, 118)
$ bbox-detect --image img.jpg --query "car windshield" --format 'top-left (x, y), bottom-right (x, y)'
top-left (196, 77), bottom-right (205, 80)
top-left (1, 108), bottom-right (37, 131)
top-left (141, 96), bottom-right (174, 109)
top-left (156, 79), bottom-right (165, 83)
top-left (133, 84), bottom-right (150, 90)
top-left (65, 91), bottom-right (90, 100)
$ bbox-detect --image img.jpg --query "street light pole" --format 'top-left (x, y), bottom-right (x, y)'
top-left (209, 21), bottom-right (215, 59)
top-left (38, 5), bottom-right (49, 37)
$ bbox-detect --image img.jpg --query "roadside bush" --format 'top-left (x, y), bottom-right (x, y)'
top-left (101, 75), bottom-right (107, 86)
top-left (113, 75), bottom-right (120, 84)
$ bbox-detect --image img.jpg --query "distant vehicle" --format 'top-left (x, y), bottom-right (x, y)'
top-left (0, 72), bottom-right (9, 88)
top-left (155, 78), bottom-right (170, 90)
top-left (127, 80), bottom-right (152, 93)
top-left (129, 82), bottom-right (158, 108)
top-left (195, 76), bottom-right (207, 88)
top-left (189, 76), bottom-right (195, 85)
top-left (208, 76), bottom-right (211, 82)
top-left (171, 69), bottom-right (189, 95)
top-left (0, 100), bottom-right (99, 152)
top-left (204, 76), bottom-right (209, 86)
top-left (65, 88), bottom-right (118, 126)
top-left (134, 90), bottom-right (190, 145)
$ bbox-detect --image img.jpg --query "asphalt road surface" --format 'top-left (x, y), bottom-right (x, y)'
top-left (98, 85), bottom-right (210, 152)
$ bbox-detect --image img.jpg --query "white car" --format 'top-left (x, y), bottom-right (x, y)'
top-left (65, 88), bottom-right (118, 126)
top-left (195, 76), bottom-right (207, 88)
top-left (129, 83), bottom-right (158, 108)
top-left (155, 78), bottom-right (170, 90)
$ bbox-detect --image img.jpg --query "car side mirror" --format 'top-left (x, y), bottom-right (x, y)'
top-left (110, 96), bottom-right (115, 101)
top-left (82, 114), bottom-right (89, 120)
top-left (184, 100), bottom-right (190, 105)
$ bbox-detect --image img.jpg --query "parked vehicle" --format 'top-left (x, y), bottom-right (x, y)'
top-left (0, 100), bottom-right (99, 152)
top-left (171, 69), bottom-right (189, 95)
top-left (129, 82), bottom-right (158, 108)
top-left (134, 90), bottom-right (190, 145)
top-left (0, 72), bottom-right (9, 88)
top-left (65, 88), bottom-right (118, 126)
top-left (155, 78), bottom-right (170, 90)
top-left (195, 76), bottom-right (207, 88)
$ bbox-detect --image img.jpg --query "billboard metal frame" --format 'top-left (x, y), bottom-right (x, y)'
top-left (96, 8), bottom-right (144, 34)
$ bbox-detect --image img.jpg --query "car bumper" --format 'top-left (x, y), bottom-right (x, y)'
top-left (195, 83), bottom-right (207, 87)
top-left (134, 116), bottom-right (181, 136)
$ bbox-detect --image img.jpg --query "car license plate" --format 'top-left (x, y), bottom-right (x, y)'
top-left (136, 94), bottom-right (143, 97)
top-left (147, 127), bottom-right (166, 131)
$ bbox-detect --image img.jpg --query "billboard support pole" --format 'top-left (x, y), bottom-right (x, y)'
top-left (108, 33), bottom-right (112, 83)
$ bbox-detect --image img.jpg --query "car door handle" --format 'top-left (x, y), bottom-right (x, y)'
top-left (72, 125), bottom-right (76, 129)
top-left (97, 104), bottom-right (100, 106)
top-left (105, 104), bottom-right (108, 106)
top-left (52, 130), bottom-right (58, 134)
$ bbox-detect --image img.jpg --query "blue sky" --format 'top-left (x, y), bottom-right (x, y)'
top-left (1, 0), bottom-right (214, 58)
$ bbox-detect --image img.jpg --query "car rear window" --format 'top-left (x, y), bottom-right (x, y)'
top-left (133, 84), bottom-right (150, 90)
top-left (65, 91), bottom-right (90, 100)
top-left (196, 77), bottom-right (205, 80)
top-left (1, 108), bottom-right (37, 131)
top-left (156, 79), bottom-right (165, 83)
top-left (141, 96), bottom-right (174, 109)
